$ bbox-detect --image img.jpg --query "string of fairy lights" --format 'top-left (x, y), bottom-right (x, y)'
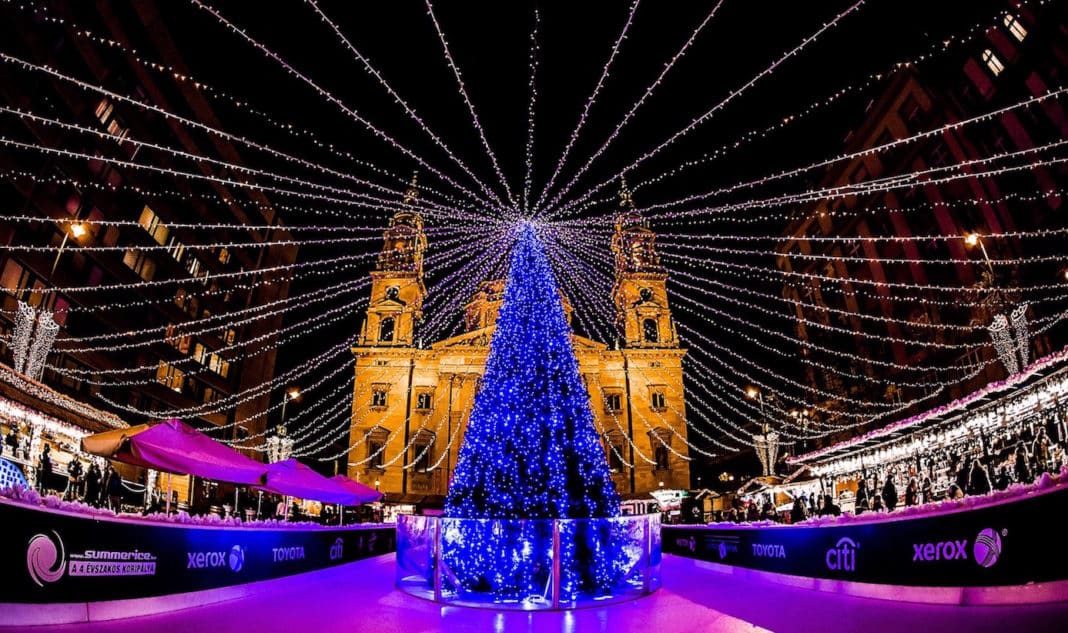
top-left (0, 0), bottom-right (1065, 482)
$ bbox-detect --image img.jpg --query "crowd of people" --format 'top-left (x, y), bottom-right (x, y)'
top-left (713, 410), bottom-right (1068, 524)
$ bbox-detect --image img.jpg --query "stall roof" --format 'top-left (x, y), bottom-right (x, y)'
top-left (0, 362), bottom-right (127, 432)
top-left (790, 352), bottom-right (1068, 468)
top-left (81, 419), bottom-right (266, 485)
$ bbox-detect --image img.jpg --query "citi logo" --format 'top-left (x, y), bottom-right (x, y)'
top-left (187, 545), bottom-right (244, 572)
top-left (27, 532), bottom-right (66, 587)
top-left (912, 539), bottom-right (967, 562)
top-left (752, 543), bottom-right (786, 559)
top-left (329, 538), bottom-right (344, 561)
top-left (272, 546), bottom-right (305, 563)
top-left (825, 537), bottom-right (859, 572)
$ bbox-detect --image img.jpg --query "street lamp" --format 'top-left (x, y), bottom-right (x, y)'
top-left (745, 386), bottom-right (779, 477)
top-left (745, 386), bottom-right (768, 433)
top-left (965, 231), bottom-right (995, 301)
top-left (280, 386), bottom-right (301, 427)
top-left (50, 222), bottom-right (88, 278)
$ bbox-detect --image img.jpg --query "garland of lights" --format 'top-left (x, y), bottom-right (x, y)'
top-left (423, 0), bottom-right (516, 210)
top-left (545, 0), bottom-right (868, 220)
top-left (304, 0), bottom-right (510, 213)
top-left (535, 0), bottom-right (727, 217)
top-left (187, 0), bottom-right (507, 215)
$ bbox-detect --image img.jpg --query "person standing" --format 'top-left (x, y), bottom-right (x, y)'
top-left (102, 465), bottom-right (121, 511)
top-left (904, 478), bottom-right (919, 506)
top-left (84, 462), bottom-right (101, 506)
top-left (4, 427), bottom-right (18, 457)
top-left (64, 459), bottom-right (83, 501)
top-left (881, 476), bottom-right (898, 512)
top-left (969, 459), bottom-right (992, 496)
top-left (38, 445), bottom-right (53, 494)
top-left (1014, 443), bottom-right (1032, 484)
top-left (854, 479), bottom-right (870, 515)
top-left (1032, 427), bottom-right (1052, 475)
top-left (921, 475), bottom-right (933, 503)
top-left (818, 495), bottom-right (841, 517)
top-left (994, 465), bottom-right (1012, 491)
top-left (956, 456), bottom-right (972, 495)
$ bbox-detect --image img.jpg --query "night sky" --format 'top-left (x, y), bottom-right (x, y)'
top-left (6, 0), bottom-right (1039, 478)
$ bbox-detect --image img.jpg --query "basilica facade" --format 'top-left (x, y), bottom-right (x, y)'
top-left (348, 179), bottom-right (690, 500)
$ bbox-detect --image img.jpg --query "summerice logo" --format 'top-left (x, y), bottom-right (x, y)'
top-left (27, 531), bottom-right (66, 587)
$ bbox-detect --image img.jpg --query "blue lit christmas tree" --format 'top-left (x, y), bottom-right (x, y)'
top-left (445, 223), bottom-right (621, 520)
top-left (439, 224), bottom-right (627, 602)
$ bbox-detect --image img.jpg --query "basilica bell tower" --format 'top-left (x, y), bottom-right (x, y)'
top-left (360, 174), bottom-right (428, 347)
top-left (611, 178), bottom-right (678, 349)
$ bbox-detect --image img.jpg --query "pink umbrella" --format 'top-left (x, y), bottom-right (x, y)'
top-left (259, 459), bottom-right (365, 505)
top-left (329, 475), bottom-right (383, 504)
top-left (82, 419), bottom-right (266, 485)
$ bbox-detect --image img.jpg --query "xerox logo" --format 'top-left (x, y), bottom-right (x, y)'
top-left (751, 543), bottom-right (787, 559)
top-left (187, 545), bottom-right (245, 573)
top-left (272, 546), bottom-right (305, 563)
top-left (973, 528), bottom-right (1003, 568)
top-left (825, 537), bottom-right (859, 572)
top-left (912, 539), bottom-right (968, 562)
top-left (911, 528), bottom-right (1005, 568)
top-left (329, 538), bottom-right (344, 561)
top-left (27, 532), bottom-right (66, 587)
top-left (674, 536), bottom-right (697, 553)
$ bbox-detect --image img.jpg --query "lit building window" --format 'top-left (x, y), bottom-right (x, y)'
top-left (122, 249), bottom-right (156, 281)
top-left (94, 99), bottom-right (113, 125)
top-left (218, 247), bottom-right (231, 264)
top-left (1003, 13), bottom-right (1027, 41)
top-left (365, 428), bottom-right (389, 469)
top-left (642, 318), bottom-right (659, 343)
top-left (378, 316), bottom-right (395, 343)
top-left (167, 236), bottom-right (186, 262)
top-left (156, 362), bottom-right (184, 393)
top-left (138, 205), bottom-right (169, 245)
top-left (654, 444), bottom-right (670, 470)
top-left (603, 392), bottom-right (623, 413)
top-left (982, 49), bottom-right (1005, 76)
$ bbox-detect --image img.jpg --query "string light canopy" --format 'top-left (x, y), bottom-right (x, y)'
top-left (0, 0), bottom-right (1062, 475)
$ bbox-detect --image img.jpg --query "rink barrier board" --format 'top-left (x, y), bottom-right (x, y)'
top-left (663, 484), bottom-right (1068, 603)
top-left (0, 497), bottom-right (396, 620)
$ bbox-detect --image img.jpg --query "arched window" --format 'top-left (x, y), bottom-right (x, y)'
top-left (378, 316), bottom-right (395, 343)
top-left (654, 445), bottom-right (670, 471)
top-left (982, 49), bottom-right (1005, 76)
top-left (642, 318), bottom-right (659, 343)
top-left (385, 286), bottom-right (400, 301)
top-left (1003, 13), bottom-right (1027, 41)
top-left (639, 287), bottom-right (653, 303)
